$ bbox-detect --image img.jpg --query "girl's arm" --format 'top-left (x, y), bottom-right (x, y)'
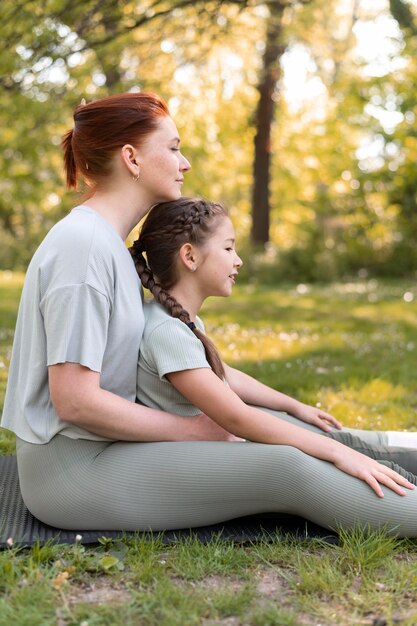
top-left (224, 364), bottom-right (342, 432)
top-left (168, 367), bottom-right (414, 498)
top-left (48, 363), bottom-right (241, 442)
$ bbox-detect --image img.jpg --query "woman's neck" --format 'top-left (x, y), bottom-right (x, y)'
top-left (85, 189), bottom-right (151, 240)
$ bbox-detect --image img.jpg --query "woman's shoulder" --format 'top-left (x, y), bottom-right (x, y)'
top-left (33, 205), bottom-right (135, 296)
top-left (50, 205), bottom-right (124, 254)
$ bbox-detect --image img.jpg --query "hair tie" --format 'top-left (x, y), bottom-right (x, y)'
top-left (186, 321), bottom-right (196, 331)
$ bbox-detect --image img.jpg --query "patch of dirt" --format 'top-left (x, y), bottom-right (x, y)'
top-left (67, 580), bottom-right (131, 606)
top-left (206, 575), bottom-right (245, 592)
top-left (254, 567), bottom-right (288, 596)
top-left (202, 618), bottom-right (241, 626)
top-left (176, 574), bottom-right (246, 592)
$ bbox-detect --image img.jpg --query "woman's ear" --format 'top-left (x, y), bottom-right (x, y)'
top-left (121, 144), bottom-right (140, 178)
top-left (179, 243), bottom-right (198, 272)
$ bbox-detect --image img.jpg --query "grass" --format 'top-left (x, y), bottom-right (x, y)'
top-left (1, 271), bottom-right (417, 625)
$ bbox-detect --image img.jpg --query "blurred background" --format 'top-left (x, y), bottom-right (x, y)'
top-left (1, 0), bottom-right (417, 283)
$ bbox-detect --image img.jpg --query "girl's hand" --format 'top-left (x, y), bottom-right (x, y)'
top-left (292, 401), bottom-right (343, 432)
top-left (334, 447), bottom-right (415, 498)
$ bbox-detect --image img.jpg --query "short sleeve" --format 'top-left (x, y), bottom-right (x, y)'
top-left (40, 283), bottom-right (110, 372)
top-left (144, 318), bottom-right (210, 380)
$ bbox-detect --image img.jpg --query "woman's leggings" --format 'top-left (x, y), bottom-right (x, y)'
top-left (16, 411), bottom-right (417, 537)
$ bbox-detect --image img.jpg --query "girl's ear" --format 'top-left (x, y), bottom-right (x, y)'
top-left (179, 243), bottom-right (198, 272)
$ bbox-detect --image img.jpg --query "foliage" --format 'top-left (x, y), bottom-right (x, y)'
top-left (2, 0), bottom-right (417, 277)
top-left (0, 0), bottom-right (260, 268)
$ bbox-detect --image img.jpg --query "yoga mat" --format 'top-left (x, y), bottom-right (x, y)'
top-left (0, 456), bottom-right (337, 549)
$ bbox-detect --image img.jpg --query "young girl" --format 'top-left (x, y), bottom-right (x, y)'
top-left (131, 197), bottom-right (417, 536)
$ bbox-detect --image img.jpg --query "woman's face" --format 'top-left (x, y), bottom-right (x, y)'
top-left (136, 116), bottom-right (191, 204)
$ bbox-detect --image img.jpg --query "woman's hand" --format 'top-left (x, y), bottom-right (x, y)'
top-left (292, 401), bottom-right (343, 432)
top-left (194, 414), bottom-right (245, 442)
top-left (333, 447), bottom-right (415, 498)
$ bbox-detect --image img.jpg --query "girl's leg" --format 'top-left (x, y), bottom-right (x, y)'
top-left (324, 430), bottom-right (417, 476)
top-left (16, 435), bottom-right (417, 537)
top-left (257, 408), bottom-right (417, 472)
top-left (256, 407), bottom-right (390, 444)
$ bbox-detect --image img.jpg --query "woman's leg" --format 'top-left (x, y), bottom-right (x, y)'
top-left (16, 435), bottom-right (417, 537)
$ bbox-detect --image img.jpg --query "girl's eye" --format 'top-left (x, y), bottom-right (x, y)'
top-left (226, 247), bottom-right (233, 252)
top-left (171, 148), bottom-right (180, 152)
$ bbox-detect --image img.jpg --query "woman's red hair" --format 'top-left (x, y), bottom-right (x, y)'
top-left (61, 92), bottom-right (169, 190)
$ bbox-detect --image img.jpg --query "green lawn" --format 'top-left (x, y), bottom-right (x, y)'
top-left (1, 272), bottom-right (417, 625)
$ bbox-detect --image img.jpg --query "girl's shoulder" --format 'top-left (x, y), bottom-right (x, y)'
top-left (143, 301), bottom-right (205, 337)
top-left (143, 301), bottom-right (179, 332)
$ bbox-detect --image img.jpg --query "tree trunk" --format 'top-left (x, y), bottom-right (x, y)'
top-left (389, 0), bottom-right (417, 35)
top-left (251, 1), bottom-right (287, 246)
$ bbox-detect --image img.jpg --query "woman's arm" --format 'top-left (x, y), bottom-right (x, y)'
top-left (224, 364), bottom-right (342, 432)
top-left (168, 367), bottom-right (414, 498)
top-left (48, 363), bottom-right (241, 442)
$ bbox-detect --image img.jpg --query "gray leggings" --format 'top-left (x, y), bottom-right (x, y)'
top-left (16, 411), bottom-right (417, 537)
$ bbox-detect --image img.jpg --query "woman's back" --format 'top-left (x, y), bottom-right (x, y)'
top-left (2, 205), bottom-right (143, 443)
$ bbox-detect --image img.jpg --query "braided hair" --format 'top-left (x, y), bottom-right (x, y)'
top-left (130, 197), bottom-right (227, 379)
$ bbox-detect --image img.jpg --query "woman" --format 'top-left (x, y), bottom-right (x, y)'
top-left (1, 93), bottom-right (239, 521)
top-left (2, 93), bottom-right (417, 536)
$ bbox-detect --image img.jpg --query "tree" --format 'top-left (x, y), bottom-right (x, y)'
top-left (2, 0), bottom-right (416, 278)
top-left (251, 0), bottom-right (287, 245)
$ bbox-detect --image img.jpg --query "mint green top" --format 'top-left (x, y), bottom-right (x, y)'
top-left (137, 301), bottom-right (210, 416)
top-left (1, 205), bottom-right (143, 443)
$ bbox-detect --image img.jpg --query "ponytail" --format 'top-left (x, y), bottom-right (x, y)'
top-left (61, 129), bottom-right (77, 189)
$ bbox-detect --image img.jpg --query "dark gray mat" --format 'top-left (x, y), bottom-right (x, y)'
top-left (0, 456), bottom-right (337, 548)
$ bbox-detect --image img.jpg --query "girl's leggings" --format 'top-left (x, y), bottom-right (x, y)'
top-left (16, 411), bottom-right (417, 537)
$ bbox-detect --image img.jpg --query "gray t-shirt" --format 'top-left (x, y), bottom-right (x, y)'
top-left (137, 301), bottom-right (210, 416)
top-left (1, 205), bottom-right (144, 443)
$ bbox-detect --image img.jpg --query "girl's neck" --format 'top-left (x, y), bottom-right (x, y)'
top-left (169, 283), bottom-right (204, 322)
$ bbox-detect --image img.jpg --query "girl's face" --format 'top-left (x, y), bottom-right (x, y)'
top-left (194, 216), bottom-right (243, 299)
top-left (137, 116), bottom-right (191, 203)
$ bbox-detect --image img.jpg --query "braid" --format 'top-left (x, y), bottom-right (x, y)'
top-left (130, 245), bottom-right (190, 323)
top-left (130, 198), bottom-right (228, 379)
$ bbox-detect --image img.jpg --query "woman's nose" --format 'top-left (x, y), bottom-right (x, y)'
top-left (180, 154), bottom-right (191, 172)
